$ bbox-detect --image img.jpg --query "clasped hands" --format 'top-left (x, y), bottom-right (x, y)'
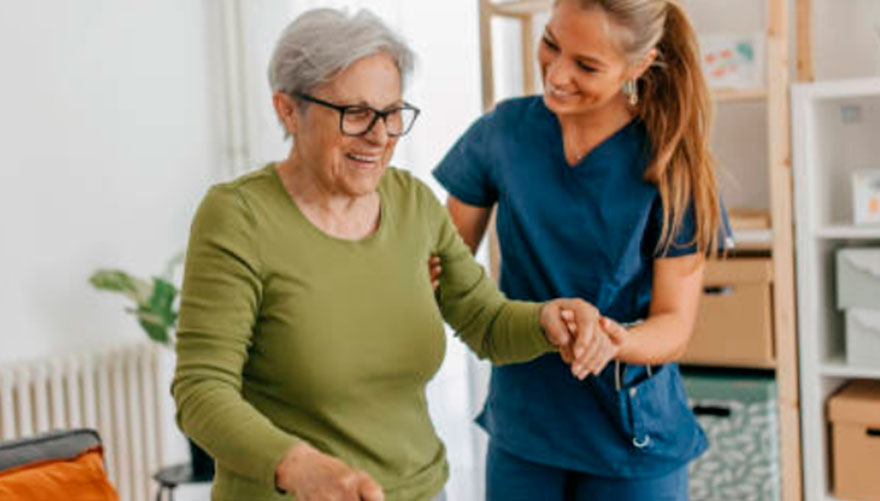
top-left (539, 298), bottom-right (627, 380)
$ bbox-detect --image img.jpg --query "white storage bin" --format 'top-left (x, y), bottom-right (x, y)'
top-left (837, 248), bottom-right (880, 310)
top-left (846, 309), bottom-right (880, 369)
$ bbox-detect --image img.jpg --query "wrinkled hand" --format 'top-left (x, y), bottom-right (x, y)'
top-left (540, 299), bottom-right (588, 363)
top-left (539, 298), bottom-right (600, 375)
top-left (275, 443), bottom-right (384, 501)
top-left (560, 310), bottom-right (627, 379)
top-left (540, 299), bottom-right (627, 380)
top-left (428, 255), bottom-right (442, 291)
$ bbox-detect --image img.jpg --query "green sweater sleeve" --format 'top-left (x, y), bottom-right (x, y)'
top-left (428, 191), bottom-right (557, 364)
top-left (171, 185), bottom-right (300, 488)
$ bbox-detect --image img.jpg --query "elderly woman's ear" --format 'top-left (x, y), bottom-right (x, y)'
top-left (273, 92), bottom-right (299, 135)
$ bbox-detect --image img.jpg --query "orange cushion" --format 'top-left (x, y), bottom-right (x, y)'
top-left (0, 447), bottom-right (119, 500)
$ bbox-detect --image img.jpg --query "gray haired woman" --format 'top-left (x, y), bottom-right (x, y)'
top-left (171, 8), bottom-right (621, 501)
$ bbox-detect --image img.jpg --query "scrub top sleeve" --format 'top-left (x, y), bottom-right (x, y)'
top-left (650, 198), bottom-right (732, 258)
top-left (432, 113), bottom-right (499, 208)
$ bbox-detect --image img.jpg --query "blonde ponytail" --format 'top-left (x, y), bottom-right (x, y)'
top-left (565, 0), bottom-right (723, 256)
top-left (638, 2), bottom-right (721, 256)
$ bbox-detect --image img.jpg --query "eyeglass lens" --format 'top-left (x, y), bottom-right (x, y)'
top-left (342, 107), bottom-right (416, 136)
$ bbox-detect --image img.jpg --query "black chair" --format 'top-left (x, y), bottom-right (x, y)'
top-left (152, 440), bottom-right (213, 501)
top-left (0, 428), bottom-right (104, 472)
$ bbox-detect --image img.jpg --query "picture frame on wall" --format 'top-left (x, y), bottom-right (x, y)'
top-left (700, 33), bottom-right (765, 90)
top-left (852, 169), bottom-right (880, 225)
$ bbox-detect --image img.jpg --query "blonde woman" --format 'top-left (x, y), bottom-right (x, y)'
top-left (433, 0), bottom-right (730, 498)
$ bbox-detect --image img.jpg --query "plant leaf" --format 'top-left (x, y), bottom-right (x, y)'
top-left (90, 269), bottom-right (153, 304)
top-left (137, 310), bottom-right (171, 344)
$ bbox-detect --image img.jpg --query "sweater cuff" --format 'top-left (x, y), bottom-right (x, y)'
top-left (259, 433), bottom-right (303, 490)
top-left (511, 300), bottom-right (557, 355)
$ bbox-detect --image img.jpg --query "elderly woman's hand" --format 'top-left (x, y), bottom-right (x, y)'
top-left (540, 299), bottom-right (626, 380)
top-left (562, 310), bottom-right (628, 380)
top-left (276, 443), bottom-right (385, 501)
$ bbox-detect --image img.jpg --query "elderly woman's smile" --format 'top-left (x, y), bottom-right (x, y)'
top-left (346, 151), bottom-right (382, 167)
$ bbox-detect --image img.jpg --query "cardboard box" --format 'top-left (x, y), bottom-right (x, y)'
top-left (828, 380), bottom-right (880, 501)
top-left (682, 258), bottom-right (774, 367)
top-left (837, 248), bottom-right (880, 310)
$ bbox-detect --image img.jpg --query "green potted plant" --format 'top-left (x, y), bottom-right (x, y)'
top-left (88, 270), bottom-right (178, 346)
top-left (89, 254), bottom-right (214, 481)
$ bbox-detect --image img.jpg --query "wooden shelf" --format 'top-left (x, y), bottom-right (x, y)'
top-left (489, 0), bottom-right (551, 17)
top-left (712, 87), bottom-right (769, 102)
top-left (820, 356), bottom-right (880, 380)
top-left (729, 208), bottom-right (772, 230)
top-left (797, 76), bottom-right (880, 100)
top-left (825, 495), bottom-right (860, 501)
top-left (816, 225), bottom-right (880, 239)
top-left (681, 358), bottom-right (778, 371)
top-left (733, 229), bottom-right (774, 250)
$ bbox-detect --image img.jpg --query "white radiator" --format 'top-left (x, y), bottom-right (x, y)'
top-left (0, 342), bottom-right (165, 501)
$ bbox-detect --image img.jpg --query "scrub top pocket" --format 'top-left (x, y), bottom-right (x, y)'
top-left (587, 363), bottom-right (706, 461)
top-left (624, 364), bottom-right (703, 459)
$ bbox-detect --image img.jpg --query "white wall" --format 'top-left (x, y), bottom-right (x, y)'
top-left (813, 0), bottom-right (880, 80)
top-left (0, 1), bottom-right (224, 364)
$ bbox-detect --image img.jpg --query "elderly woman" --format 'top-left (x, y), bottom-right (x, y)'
top-left (172, 8), bottom-right (621, 501)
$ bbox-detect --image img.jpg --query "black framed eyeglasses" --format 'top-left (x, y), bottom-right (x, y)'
top-left (291, 92), bottom-right (420, 137)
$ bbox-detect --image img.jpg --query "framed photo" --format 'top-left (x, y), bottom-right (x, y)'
top-left (700, 33), bottom-right (765, 89)
top-left (852, 169), bottom-right (880, 225)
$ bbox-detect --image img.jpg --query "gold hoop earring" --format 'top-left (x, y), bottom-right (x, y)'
top-left (622, 79), bottom-right (638, 106)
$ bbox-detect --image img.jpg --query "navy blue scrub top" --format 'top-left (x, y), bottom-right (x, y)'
top-left (434, 96), bottom-right (727, 478)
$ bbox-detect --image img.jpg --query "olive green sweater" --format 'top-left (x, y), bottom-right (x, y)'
top-left (172, 165), bottom-right (555, 500)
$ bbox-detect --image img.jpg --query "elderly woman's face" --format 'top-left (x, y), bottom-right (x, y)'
top-left (294, 53), bottom-right (402, 197)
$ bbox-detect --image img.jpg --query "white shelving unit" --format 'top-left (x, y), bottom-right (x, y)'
top-left (792, 76), bottom-right (880, 501)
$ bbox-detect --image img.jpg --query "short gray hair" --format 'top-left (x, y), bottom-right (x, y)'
top-left (268, 8), bottom-right (415, 96)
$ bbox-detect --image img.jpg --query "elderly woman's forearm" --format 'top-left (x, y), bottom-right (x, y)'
top-left (435, 210), bottom-right (556, 364)
top-left (447, 295), bottom-right (555, 364)
top-left (172, 364), bottom-right (302, 488)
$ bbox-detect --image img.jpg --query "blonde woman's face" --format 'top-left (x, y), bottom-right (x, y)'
top-left (538, 0), bottom-right (633, 116)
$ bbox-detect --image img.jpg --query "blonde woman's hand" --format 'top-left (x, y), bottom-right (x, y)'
top-left (275, 443), bottom-right (384, 501)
